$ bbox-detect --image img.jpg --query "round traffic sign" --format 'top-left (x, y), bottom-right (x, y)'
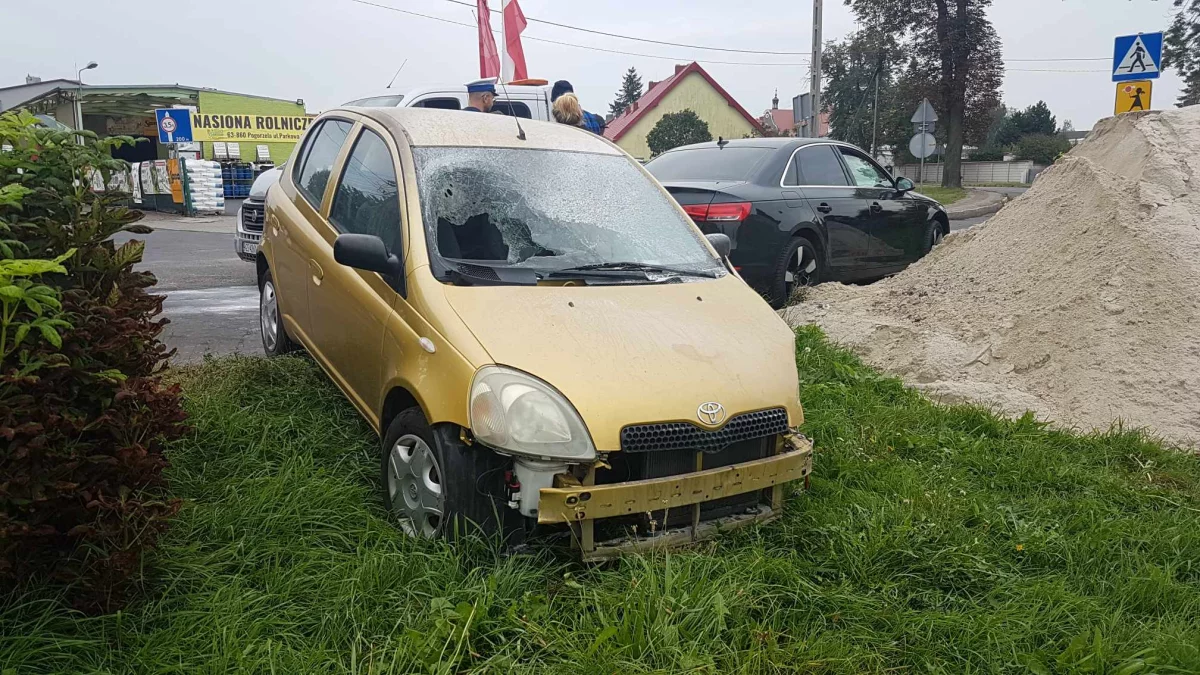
top-left (160, 116), bottom-right (177, 133)
top-left (908, 132), bottom-right (937, 159)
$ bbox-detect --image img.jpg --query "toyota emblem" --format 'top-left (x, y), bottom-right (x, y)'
top-left (697, 402), bottom-right (726, 426)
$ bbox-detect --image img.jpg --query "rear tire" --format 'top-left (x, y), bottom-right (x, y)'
top-left (259, 268), bottom-right (298, 356)
top-left (381, 408), bottom-right (524, 545)
top-left (768, 236), bottom-right (822, 309)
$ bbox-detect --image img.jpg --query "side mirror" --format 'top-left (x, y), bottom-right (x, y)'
top-left (705, 233), bottom-right (732, 258)
top-left (334, 233), bottom-right (402, 277)
top-left (896, 177), bottom-right (915, 193)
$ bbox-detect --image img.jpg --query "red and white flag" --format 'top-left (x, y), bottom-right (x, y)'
top-left (477, 0), bottom-right (500, 78)
top-left (501, 0), bottom-right (528, 81)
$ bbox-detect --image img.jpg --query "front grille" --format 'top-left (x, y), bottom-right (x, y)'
top-left (620, 407), bottom-right (789, 453)
top-left (594, 435), bottom-right (773, 538)
top-left (241, 201), bottom-right (265, 232)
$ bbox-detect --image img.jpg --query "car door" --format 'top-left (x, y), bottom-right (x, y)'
top-left (275, 118), bottom-right (354, 345)
top-left (837, 146), bottom-right (926, 265)
top-left (305, 120), bottom-right (405, 419)
top-left (790, 144), bottom-right (871, 271)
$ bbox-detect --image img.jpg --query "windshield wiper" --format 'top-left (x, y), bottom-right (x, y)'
top-left (549, 262), bottom-right (719, 279)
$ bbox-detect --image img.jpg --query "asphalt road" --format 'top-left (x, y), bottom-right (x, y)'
top-left (117, 224), bottom-right (260, 363)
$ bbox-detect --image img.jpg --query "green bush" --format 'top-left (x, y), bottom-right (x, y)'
top-left (0, 110), bottom-right (188, 611)
top-left (968, 146), bottom-right (1006, 161)
top-left (1014, 133), bottom-right (1073, 165)
top-left (647, 109), bottom-right (712, 156)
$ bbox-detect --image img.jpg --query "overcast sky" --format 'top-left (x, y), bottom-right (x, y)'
top-left (3, 0), bottom-right (1184, 131)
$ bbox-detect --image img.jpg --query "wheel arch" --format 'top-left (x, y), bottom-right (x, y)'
top-left (380, 385), bottom-right (426, 437)
top-left (933, 211), bottom-right (950, 235)
top-left (255, 251), bottom-right (269, 288)
top-left (788, 224), bottom-right (828, 265)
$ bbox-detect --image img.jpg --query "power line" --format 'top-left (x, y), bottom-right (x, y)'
top-left (350, 0), bottom-right (1114, 72)
top-left (350, 0), bottom-right (813, 66)
top-left (437, 0), bottom-right (810, 55)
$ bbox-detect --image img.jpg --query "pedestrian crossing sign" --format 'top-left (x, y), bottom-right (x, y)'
top-left (1115, 80), bottom-right (1152, 115)
top-left (1113, 32), bottom-right (1162, 82)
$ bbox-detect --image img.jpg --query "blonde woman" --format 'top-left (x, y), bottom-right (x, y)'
top-left (550, 80), bottom-right (607, 135)
top-left (552, 92), bottom-right (584, 127)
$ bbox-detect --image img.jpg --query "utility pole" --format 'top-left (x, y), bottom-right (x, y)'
top-left (810, 0), bottom-right (823, 137)
top-left (870, 71), bottom-right (879, 156)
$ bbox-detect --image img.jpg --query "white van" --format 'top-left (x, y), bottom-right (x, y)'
top-left (235, 82), bottom-right (555, 260)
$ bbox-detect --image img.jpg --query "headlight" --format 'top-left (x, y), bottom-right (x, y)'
top-left (469, 366), bottom-right (596, 461)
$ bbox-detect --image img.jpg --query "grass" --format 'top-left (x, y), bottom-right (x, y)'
top-left (4, 329), bottom-right (1200, 673)
top-left (912, 185), bottom-right (969, 205)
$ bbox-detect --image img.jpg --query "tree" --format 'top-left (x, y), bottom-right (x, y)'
top-left (1016, 101), bottom-right (1056, 135)
top-left (844, 0), bottom-right (1004, 187)
top-left (1165, 0), bottom-right (1200, 105)
top-left (1013, 133), bottom-right (1072, 164)
top-left (609, 67), bottom-right (644, 117)
top-left (646, 110), bottom-right (712, 156)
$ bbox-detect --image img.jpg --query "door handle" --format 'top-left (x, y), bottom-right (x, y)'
top-left (870, 202), bottom-right (883, 213)
top-left (815, 203), bottom-right (833, 214)
top-left (308, 259), bottom-right (324, 285)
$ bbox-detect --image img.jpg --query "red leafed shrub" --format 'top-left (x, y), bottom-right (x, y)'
top-left (0, 110), bottom-right (188, 611)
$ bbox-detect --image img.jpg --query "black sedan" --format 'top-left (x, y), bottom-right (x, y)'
top-left (645, 138), bottom-right (948, 308)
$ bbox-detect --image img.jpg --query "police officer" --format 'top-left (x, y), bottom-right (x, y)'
top-left (464, 78), bottom-right (497, 113)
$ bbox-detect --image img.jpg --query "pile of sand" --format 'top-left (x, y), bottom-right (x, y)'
top-left (785, 108), bottom-right (1200, 447)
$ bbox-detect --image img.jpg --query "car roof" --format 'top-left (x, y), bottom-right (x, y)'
top-left (334, 106), bottom-right (622, 154)
top-left (659, 137), bottom-right (854, 154)
top-left (346, 83), bottom-right (551, 104)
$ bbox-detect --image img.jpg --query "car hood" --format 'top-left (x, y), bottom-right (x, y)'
top-left (442, 275), bottom-right (802, 452)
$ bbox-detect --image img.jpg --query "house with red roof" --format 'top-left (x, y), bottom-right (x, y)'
top-left (757, 90), bottom-right (829, 137)
top-left (604, 62), bottom-right (762, 160)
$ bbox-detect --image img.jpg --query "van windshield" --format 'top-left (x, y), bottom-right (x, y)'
top-left (413, 147), bottom-right (724, 280)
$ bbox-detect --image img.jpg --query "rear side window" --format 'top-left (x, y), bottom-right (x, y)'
top-left (330, 129), bottom-right (401, 251)
top-left (792, 145), bottom-right (849, 186)
top-left (297, 119), bottom-right (353, 208)
top-left (493, 101), bottom-right (532, 118)
top-left (645, 147), bottom-right (772, 182)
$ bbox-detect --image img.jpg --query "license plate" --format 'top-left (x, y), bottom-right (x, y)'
top-left (241, 241), bottom-right (258, 255)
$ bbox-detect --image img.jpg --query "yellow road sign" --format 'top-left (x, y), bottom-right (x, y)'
top-left (1115, 80), bottom-right (1152, 115)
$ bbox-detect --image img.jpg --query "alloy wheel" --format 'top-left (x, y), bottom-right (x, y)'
top-left (260, 280), bottom-right (279, 352)
top-left (784, 244), bottom-right (818, 294)
top-left (931, 227), bottom-right (945, 248)
top-left (386, 434), bottom-right (445, 538)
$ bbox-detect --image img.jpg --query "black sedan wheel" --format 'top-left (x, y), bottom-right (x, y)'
top-left (769, 236), bottom-right (822, 308)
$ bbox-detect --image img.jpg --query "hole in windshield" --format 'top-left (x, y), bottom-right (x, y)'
top-left (414, 147), bottom-right (724, 280)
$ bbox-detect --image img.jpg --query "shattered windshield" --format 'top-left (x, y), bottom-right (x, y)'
top-left (413, 147), bottom-right (724, 280)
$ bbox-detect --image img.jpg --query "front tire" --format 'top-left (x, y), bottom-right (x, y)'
top-left (259, 268), bottom-right (298, 356)
top-left (923, 220), bottom-right (946, 255)
top-left (768, 236), bottom-right (822, 309)
top-left (381, 408), bottom-right (523, 545)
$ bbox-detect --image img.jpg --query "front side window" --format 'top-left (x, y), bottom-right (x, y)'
top-left (793, 145), bottom-right (849, 186)
top-left (413, 147), bottom-right (723, 279)
top-left (330, 129), bottom-right (400, 251)
top-left (492, 101), bottom-right (532, 118)
top-left (839, 148), bottom-right (893, 188)
top-left (297, 119), bottom-right (353, 207)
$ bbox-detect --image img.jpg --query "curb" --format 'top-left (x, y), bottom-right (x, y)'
top-left (948, 194), bottom-right (1009, 221)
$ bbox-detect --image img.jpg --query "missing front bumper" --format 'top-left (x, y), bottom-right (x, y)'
top-left (536, 434), bottom-right (813, 557)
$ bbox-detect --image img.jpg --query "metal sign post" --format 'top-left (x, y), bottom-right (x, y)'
top-left (909, 99), bottom-right (939, 185)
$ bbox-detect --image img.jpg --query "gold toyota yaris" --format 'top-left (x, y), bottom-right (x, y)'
top-left (258, 107), bottom-right (812, 558)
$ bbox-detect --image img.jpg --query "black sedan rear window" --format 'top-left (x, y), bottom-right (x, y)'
top-left (646, 147), bottom-right (772, 182)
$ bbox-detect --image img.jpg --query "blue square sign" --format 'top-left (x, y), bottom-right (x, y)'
top-left (155, 108), bottom-right (193, 143)
top-left (1113, 32), bottom-right (1163, 82)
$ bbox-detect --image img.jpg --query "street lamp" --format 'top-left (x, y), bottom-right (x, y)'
top-left (74, 61), bottom-right (97, 135)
